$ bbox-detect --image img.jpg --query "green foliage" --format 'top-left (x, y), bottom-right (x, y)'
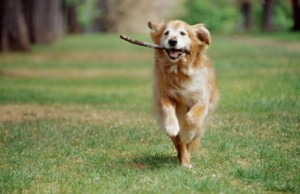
top-left (77, 0), bottom-right (101, 29)
top-left (63, 0), bottom-right (80, 6)
top-left (252, 0), bottom-right (292, 31)
top-left (273, 1), bottom-right (292, 30)
top-left (63, 0), bottom-right (101, 30)
top-left (182, 0), bottom-right (240, 32)
top-left (182, 0), bottom-right (293, 32)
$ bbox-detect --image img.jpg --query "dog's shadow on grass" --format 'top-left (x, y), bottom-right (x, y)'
top-left (132, 153), bottom-right (179, 170)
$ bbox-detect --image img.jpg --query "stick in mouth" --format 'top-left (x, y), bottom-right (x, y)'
top-left (119, 34), bottom-right (191, 55)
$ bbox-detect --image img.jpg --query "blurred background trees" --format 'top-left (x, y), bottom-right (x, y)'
top-left (291, 0), bottom-right (300, 31)
top-left (1, 0), bottom-right (67, 51)
top-left (183, 0), bottom-right (293, 32)
top-left (0, 0), bottom-right (298, 52)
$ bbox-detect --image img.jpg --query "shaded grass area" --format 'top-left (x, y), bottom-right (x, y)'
top-left (0, 33), bottom-right (299, 193)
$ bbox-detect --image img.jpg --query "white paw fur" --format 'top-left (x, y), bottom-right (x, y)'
top-left (164, 120), bottom-right (180, 137)
top-left (183, 163), bottom-right (193, 169)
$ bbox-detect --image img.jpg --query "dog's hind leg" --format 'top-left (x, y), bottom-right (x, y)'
top-left (180, 104), bottom-right (208, 144)
top-left (187, 134), bottom-right (201, 154)
top-left (171, 135), bottom-right (192, 168)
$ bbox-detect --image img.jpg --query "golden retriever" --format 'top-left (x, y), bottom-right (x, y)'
top-left (148, 20), bottom-right (219, 168)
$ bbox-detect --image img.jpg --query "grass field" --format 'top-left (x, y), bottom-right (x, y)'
top-left (0, 32), bottom-right (299, 193)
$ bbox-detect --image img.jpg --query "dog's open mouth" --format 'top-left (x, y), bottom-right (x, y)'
top-left (166, 49), bottom-right (184, 60)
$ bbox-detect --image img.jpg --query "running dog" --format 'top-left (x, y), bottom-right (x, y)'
top-left (148, 20), bottom-right (219, 168)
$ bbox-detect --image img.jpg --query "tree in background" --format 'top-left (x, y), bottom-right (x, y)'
top-left (0, 0), bottom-right (81, 52)
top-left (262, 0), bottom-right (274, 31)
top-left (64, 0), bottom-right (82, 34)
top-left (0, 0), bottom-right (31, 51)
top-left (90, 0), bottom-right (108, 32)
top-left (290, 0), bottom-right (300, 31)
top-left (256, 0), bottom-right (292, 32)
top-left (28, 0), bottom-right (65, 44)
top-left (79, 0), bottom-right (183, 33)
top-left (1, 0), bottom-right (297, 52)
top-left (184, 0), bottom-right (293, 32)
top-left (182, 0), bottom-right (239, 33)
top-left (238, 0), bottom-right (253, 30)
top-left (77, 0), bottom-right (102, 33)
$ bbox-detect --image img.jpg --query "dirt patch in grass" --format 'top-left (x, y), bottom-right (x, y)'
top-left (1, 51), bottom-right (152, 63)
top-left (0, 69), bottom-right (151, 79)
top-left (0, 104), bottom-right (152, 125)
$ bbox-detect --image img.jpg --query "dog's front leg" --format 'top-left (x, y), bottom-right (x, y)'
top-left (180, 103), bottom-right (208, 144)
top-left (158, 98), bottom-right (180, 137)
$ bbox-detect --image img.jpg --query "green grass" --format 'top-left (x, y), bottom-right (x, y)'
top-left (0, 33), bottom-right (299, 193)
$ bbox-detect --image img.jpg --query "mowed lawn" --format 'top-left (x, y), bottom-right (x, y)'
top-left (0, 33), bottom-right (299, 193)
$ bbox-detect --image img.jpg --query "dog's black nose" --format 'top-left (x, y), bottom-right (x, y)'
top-left (168, 39), bottom-right (177, 47)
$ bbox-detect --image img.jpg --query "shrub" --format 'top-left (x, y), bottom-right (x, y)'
top-left (182, 0), bottom-right (292, 32)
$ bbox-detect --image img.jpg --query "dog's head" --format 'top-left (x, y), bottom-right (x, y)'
top-left (148, 20), bottom-right (210, 63)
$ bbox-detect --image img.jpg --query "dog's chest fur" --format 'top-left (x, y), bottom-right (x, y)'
top-left (161, 63), bottom-right (210, 107)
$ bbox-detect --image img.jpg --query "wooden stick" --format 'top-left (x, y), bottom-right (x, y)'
top-left (120, 34), bottom-right (191, 55)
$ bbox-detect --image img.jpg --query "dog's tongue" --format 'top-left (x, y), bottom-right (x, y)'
top-left (169, 50), bottom-right (179, 58)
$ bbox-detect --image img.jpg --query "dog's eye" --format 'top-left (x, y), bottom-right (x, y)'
top-left (164, 31), bottom-right (169, 36)
top-left (180, 31), bottom-right (186, 36)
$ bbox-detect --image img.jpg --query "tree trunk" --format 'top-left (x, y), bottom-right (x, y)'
top-left (0, 0), bottom-right (31, 52)
top-left (91, 0), bottom-right (109, 32)
top-left (22, 0), bottom-right (35, 43)
top-left (66, 4), bottom-right (82, 34)
top-left (240, 1), bottom-right (252, 30)
top-left (0, 0), bottom-right (66, 52)
top-left (262, 0), bottom-right (274, 31)
top-left (30, 0), bottom-right (64, 44)
top-left (291, 0), bottom-right (300, 31)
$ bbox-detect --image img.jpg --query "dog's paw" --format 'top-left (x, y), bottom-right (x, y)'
top-left (180, 156), bottom-right (193, 168)
top-left (182, 162), bottom-right (193, 169)
top-left (164, 121), bottom-right (180, 137)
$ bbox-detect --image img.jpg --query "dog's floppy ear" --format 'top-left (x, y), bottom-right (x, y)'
top-left (193, 24), bottom-right (211, 45)
top-left (148, 21), bottom-right (164, 33)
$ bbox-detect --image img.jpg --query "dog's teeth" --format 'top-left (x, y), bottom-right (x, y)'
top-left (166, 49), bottom-right (185, 60)
top-left (169, 50), bottom-right (179, 58)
